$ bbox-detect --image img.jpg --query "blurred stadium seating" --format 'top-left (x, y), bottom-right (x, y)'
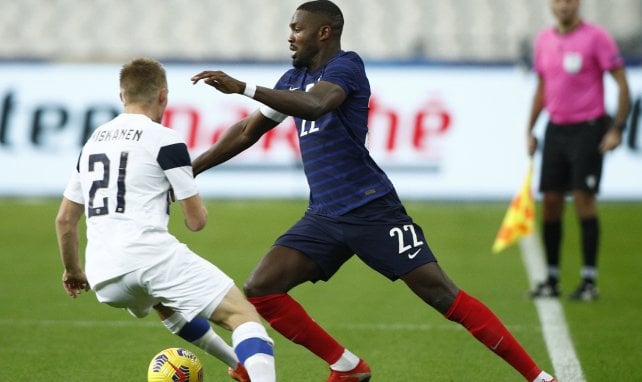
top-left (0, 0), bottom-right (640, 63)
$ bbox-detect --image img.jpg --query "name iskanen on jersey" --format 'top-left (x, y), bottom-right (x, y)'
top-left (91, 128), bottom-right (143, 142)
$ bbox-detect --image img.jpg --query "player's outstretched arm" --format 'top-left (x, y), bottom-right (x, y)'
top-left (191, 70), bottom-right (245, 94)
top-left (192, 70), bottom-right (346, 121)
top-left (192, 110), bottom-right (277, 176)
top-left (55, 197), bottom-right (89, 298)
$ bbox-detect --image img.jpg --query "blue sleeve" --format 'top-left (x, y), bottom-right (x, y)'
top-left (156, 143), bottom-right (191, 170)
top-left (320, 53), bottom-right (362, 95)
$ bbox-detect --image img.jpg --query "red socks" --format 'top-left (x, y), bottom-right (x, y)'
top-left (445, 290), bottom-right (541, 381)
top-left (249, 291), bottom-right (542, 381)
top-left (248, 293), bottom-right (344, 364)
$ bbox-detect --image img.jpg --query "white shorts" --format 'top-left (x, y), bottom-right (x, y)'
top-left (93, 244), bottom-right (234, 321)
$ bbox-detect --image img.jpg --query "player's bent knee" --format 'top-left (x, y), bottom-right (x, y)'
top-left (243, 275), bottom-right (279, 298)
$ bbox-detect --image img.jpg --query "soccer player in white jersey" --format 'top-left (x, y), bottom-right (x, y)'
top-left (55, 58), bottom-right (275, 382)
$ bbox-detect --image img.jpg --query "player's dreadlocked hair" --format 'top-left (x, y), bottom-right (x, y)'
top-left (297, 0), bottom-right (344, 36)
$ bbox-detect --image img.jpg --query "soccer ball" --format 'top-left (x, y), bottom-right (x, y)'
top-left (147, 347), bottom-right (203, 382)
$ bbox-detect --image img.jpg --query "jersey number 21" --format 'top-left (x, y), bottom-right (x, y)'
top-left (87, 152), bottom-right (129, 217)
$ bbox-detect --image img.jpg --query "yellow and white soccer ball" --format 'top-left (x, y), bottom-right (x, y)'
top-left (147, 347), bottom-right (203, 382)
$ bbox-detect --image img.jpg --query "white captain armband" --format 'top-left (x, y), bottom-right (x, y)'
top-left (259, 104), bottom-right (287, 123)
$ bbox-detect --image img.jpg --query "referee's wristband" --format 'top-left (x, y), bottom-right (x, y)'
top-left (243, 83), bottom-right (256, 98)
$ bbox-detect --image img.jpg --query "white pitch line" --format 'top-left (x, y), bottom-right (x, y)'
top-left (520, 234), bottom-right (586, 382)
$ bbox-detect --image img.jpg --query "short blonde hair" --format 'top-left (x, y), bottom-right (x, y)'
top-left (119, 58), bottom-right (167, 104)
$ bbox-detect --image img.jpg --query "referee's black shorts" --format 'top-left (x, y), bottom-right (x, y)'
top-left (539, 115), bottom-right (610, 194)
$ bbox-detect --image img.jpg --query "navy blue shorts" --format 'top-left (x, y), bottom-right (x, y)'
top-left (540, 116), bottom-right (609, 193)
top-left (274, 192), bottom-right (437, 281)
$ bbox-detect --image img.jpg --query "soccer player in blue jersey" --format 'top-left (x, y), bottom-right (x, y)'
top-left (191, 1), bottom-right (556, 381)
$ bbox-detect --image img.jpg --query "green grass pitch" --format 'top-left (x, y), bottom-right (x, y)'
top-left (1, 199), bottom-right (640, 381)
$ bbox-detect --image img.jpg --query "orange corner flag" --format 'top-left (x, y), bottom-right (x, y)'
top-left (492, 163), bottom-right (535, 254)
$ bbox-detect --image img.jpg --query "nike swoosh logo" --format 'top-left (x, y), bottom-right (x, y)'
top-left (408, 248), bottom-right (422, 259)
top-left (491, 336), bottom-right (504, 350)
top-left (289, 86), bottom-right (299, 91)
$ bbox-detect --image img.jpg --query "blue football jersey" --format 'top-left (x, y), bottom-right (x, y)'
top-left (272, 51), bottom-right (395, 216)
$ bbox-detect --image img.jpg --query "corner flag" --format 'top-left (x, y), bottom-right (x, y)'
top-left (492, 162), bottom-right (535, 254)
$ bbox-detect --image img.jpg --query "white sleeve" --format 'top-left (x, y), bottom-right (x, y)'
top-left (62, 169), bottom-right (84, 204)
top-left (259, 104), bottom-right (288, 123)
top-left (166, 166), bottom-right (198, 201)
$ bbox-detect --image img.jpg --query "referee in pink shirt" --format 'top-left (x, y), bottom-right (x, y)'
top-left (526, 0), bottom-right (630, 301)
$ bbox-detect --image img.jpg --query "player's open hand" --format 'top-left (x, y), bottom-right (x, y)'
top-left (62, 269), bottom-right (90, 298)
top-left (191, 70), bottom-right (244, 95)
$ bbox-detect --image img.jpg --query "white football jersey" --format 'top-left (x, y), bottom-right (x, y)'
top-left (63, 113), bottom-right (198, 285)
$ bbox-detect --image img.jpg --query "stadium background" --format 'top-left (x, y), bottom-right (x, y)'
top-left (2, 0), bottom-right (642, 201)
top-left (1, 0), bottom-right (641, 63)
top-left (1, 0), bottom-right (641, 200)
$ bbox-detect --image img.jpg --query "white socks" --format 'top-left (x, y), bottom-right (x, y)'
top-left (192, 329), bottom-right (239, 368)
top-left (330, 348), bottom-right (360, 371)
top-left (162, 313), bottom-right (238, 368)
top-left (232, 321), bottom-right (276, 382)
top-left (532, 371), bottom-right (556, 382)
